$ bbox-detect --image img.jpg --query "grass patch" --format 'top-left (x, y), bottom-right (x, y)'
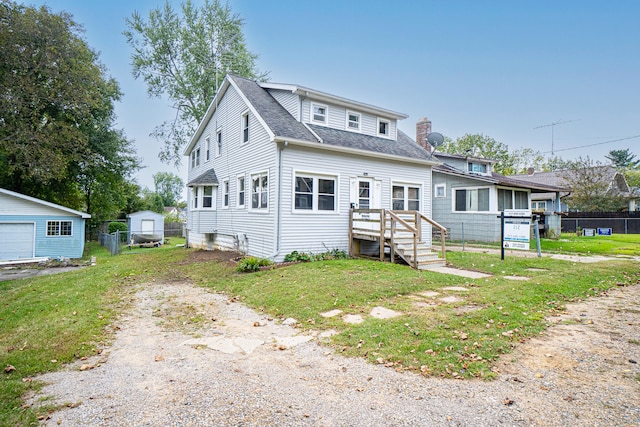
top-left (1, 237), bottom-right (638, 425)
top-left (538, 233), bottom-right (640, 256)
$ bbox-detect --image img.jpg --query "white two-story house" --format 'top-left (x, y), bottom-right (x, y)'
top-left (183, 75), bottom-right (440, 263)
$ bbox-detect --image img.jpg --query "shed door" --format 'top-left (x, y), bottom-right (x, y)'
top-left (0, 223), bottom-right (35, 260)
top-left (141, 219), bottom-right (155, 234)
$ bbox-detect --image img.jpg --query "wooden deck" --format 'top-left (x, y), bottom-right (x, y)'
top-left (349, 209), bottom-right (447, 270)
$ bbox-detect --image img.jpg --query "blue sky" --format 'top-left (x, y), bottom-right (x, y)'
top-left (28, 0), bottom-right (640, 191)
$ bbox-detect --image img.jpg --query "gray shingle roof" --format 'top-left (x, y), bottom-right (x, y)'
top-left (187, 169), bottom-right (219, 186)
top-left (307, 125), bottom-right (433, 161)
top-left (229, 75), bottom-right (318, 143)
top-left (434, 164), bottom-right (566, 192)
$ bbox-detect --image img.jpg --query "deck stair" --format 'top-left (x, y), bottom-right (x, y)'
top-left (349, 209), bottom-right (447, 270)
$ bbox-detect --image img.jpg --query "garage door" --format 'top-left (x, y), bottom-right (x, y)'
top-left (0, 223), bottom-right (35, 260)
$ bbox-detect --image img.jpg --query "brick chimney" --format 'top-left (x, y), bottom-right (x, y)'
top-left (416, 117), bottom-right (432, 150)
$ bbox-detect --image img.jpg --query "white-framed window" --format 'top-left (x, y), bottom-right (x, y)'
top-left (346, 111), bottom-right (360, 132)
top-left (311, 103), bottom-right (327, 124)
top-left (192, 187), bottom-right (198, 208)
top-left (392, 184), bottom-right (421, 211)
top-left (205, 136), bottom-right (211, 161)
top-left (468, 162), bottom-right (487, 174)
top-left (222, 179), bottom-right (229, 208)
top-left (294, 173), bottom-right (337, 212)
top-left (46, 220), bottom-right (72, 237)
top-left (203, 186), bottom-right (214, 208)
top-left (454, 187), bottom-right (490, 212)
top-left (378, 118), bottom-right (389, 136)
top-left (191, 147), bottom-right (201, 168)
top-left (237, 175), bottom-right (246, 208)
top-left (532, 201), bottom-right (547, 211)
top-left (434, 184), bottom-right (446, 198)
top-left (241, 110), bottom-right (249, 144)
top-left (251, 172), bottom-right (268, 210)
top-left (498, 188), bottom-right (529, 211)
top-left (216, 129), bottom-right (222, 157)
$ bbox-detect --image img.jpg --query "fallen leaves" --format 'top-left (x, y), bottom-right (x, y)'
top-left (4, 365), bottom-right (16, 373)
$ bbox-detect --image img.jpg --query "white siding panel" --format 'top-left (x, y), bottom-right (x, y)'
top-left (268, 89), bottom-right (299, 120)
top-left (0, 193), bottom-right (77, 217)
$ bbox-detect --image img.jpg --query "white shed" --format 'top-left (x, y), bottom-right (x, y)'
top-left (126, 210), bottom-right (164, 244)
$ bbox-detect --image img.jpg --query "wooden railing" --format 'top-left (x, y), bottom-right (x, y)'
top-left (349, 209), bottom-right (448, 267)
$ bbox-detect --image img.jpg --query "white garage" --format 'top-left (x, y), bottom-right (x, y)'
top-left (0, 223), bottom-right (35, 260)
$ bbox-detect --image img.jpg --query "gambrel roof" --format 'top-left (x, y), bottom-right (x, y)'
top-left (185, 75), bottom-right (437, 165)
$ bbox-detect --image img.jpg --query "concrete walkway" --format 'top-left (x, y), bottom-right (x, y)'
top-left (446, 245), bottom-right (639, 263)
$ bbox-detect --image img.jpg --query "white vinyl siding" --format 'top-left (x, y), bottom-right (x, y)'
top-left (267, 89), bottom-right (300, 120)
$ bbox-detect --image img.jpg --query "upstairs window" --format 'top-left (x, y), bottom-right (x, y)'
top-left (241, 111), bottom-right (249, 143)
top-left (191, 147), bottom-right (201, 169)
top-left (346, 111), bottom-right (360, 131)
top-left (378, 119), bottom-right (389, 136)
top-left (216, 130), bottom-right (222, 157)
top-left (311, 103), bottom-right (327, 124)
top-left (47, 220), bottom-right (72, 237)
top-left (468, 162), bottom-right (487, 173)
top-left (251, 172), bottom-right (268, 210)
top-left (205, 136), bottom-right (211, 161)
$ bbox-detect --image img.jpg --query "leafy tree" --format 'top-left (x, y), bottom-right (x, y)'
top-left (625, 170), bottom-right (640, 188)
top-left (540, 156), bottom-right (577, 172)
top-left (440, 133), bottom-right (514, 175)
top-left (141, 188), bottom-right (165, 214)
top-left (562, 157), bottom-right (626, 212)
top-left (605, 149), bottom-right (640, 169)
top-left (0, 1), bottom-right (140, 219)
top-left (505, 147), bottom-right (545, 175)
top-left (153, 172), bottom-right (184, 206)
top-left (124, 0), bottom-right (267, 166)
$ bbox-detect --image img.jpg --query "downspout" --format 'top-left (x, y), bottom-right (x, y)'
top-left (268, 140), bottom-right (285, 260)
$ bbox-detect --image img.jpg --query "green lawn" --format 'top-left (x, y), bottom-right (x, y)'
top-left (539, 233), bottom-right (640, 256)
top-left (1, 239), bottom-right (638, 425)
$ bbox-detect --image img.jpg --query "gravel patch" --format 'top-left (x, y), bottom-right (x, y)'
top-left (28, 280), bottom-right (640, 426)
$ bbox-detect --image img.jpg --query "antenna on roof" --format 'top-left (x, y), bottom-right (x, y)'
top-left (426, 132), bottom-right (444, 154)
top-left (533, 119), bottom-right (576, 157)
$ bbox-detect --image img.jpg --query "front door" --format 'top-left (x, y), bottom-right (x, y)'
top-left (350, 177), bottom-right (381, 209)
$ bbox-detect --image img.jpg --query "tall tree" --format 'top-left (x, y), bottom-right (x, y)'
top-left (605, 148), bottom-right (640, 169)
top-left (0, 1), bottom-right (140, 216)
top-left (440, 133), bottom-right (515, 175)
top-left (124, 0), bottom-right (267, 166)
top-left (153, 171), bottom-right (184, 206)
top-left (562, 157), bottom-right (626, 212)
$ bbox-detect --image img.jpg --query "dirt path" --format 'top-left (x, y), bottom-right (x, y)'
top-left (30, 278), bottom-right (640, 426)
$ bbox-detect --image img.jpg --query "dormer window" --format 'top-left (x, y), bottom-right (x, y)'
top-left (312, 103), bottom-right (327, 124)
top-left (468, 162), bottom-right (487, 174)
top-left (346, 111), bottom-right (360, 131)
top-left (378, 118), bottom-right (389, 136)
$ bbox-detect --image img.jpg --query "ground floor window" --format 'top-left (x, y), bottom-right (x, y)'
top-left (498, 188), bottom-right (529, 211)
top-left (294, 174), bottom-right (336, 211)
top-left (532, 201), bottom-right (547, 211)
top-left (454, 188), bottom-right (489, 212)
top-left (47, 220), bottom-right (72, 236)
top-left (392, 184), bottom-right (420, 210)
top-left (251, 172), bottom-right (268, 209)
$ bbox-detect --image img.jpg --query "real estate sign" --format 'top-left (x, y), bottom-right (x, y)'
top-left (502, 209), bottom-right (531, 251)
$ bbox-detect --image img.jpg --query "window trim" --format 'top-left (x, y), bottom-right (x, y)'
top-left (46, 220), bottom-right (73, 237)
top-left (292, 170), bottom-right (339, 214)
top-left (345, 110), bottom-right (361, 132)
top-left (377, 118), bottom-right (390, 137)
top-left (497, 186), bottom-right (530, 211)
top-left (467, 161), bottom-right (488, 174)
top-left (310, 103), bottom-right (328, 125)
top-left (205, 135), bottom-right (211, 161)
top-left (222, 178), bottom-right (230, 209)
top-left (201, 185), bottom-right (215, 210)
top-left (452, 186), bottom-right (491, 213)
top-left (434, 183), bottom-right (446, 198)
top-left (237, 174), bottom-right (246, 208)
top-left (241, 110), bottom-right (249, 144)
top-left (391, 182), bottom-right (422, 211)
top-left (215, 128), bottom-right (222, 158)
top-left (250, 171), bottom-right (269, 212)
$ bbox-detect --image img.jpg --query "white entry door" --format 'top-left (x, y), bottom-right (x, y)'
top-left (350, 177), bottom-right (381, 209)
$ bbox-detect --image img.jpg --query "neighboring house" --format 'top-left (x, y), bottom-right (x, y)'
top-left (0, 188), bottom-right (90, 261)
top-left (183, 74), bottom-right (440, 264)
top-left (427, 153), bottom-right (565, 241)
top-left (511, 166), bottom-right (637, 212)
top-left (126, 210), bottom-right (164, 244)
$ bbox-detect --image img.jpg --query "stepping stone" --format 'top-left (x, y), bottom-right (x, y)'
top-left (504, 276), bottom-right (529, 281)
top-left (427, 266), bottom-right (492, 279)
top-left (276, 335), bottom-right (313, 348)
top-left (320, 309), bottom-right (343, 318)
top-left (234, 337), bottom-right (264, 354)
top-left (526, 268), bottom-right (548, 272)
top-left (370, 306), bottom-right (402, 319)
top-left (441, 286), bottom-right (469, 292)
top-left (439, 296), bottom-right (462, 303)
top-left (182, 336), bottom-right (240, 354)
top-left (342, 314), bottom-right (364, 324)
top-left (319, 329), bottom-right (338, 338)
top-left (419, 291), bottom-right (440, 298)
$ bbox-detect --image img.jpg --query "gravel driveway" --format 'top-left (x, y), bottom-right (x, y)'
top-left (30, 277), bottom-right (640, 426)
